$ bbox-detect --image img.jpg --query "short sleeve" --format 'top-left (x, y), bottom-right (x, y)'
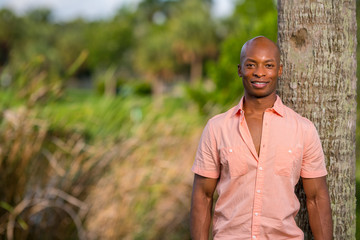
top-left (191, 120), bottom-right (220, 179)
top-left (300, 122), bottom-right (328, 178)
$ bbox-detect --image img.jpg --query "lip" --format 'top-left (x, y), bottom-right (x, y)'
top-left (250, 81), bottom-right (269, 89)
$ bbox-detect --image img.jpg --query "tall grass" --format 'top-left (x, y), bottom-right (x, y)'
top-left (0, 106), bottom-right (117, 239)
top-left (86, 109), bottom-right (202, 239)
top-left (0, 89), bottom-right (206, 239)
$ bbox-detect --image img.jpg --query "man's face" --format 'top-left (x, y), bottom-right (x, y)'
top-left (238, 39), bottom-right (283, 99)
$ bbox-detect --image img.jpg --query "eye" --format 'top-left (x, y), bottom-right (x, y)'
top-left (266, 64), bottom-right (275, 68)
top-left (246, 63), bottom-right (255, 68)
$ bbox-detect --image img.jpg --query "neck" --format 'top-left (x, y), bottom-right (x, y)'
top-left (243, 92), bottom-right (277, 115)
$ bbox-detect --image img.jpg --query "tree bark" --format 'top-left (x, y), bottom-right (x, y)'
top-left (150, 75), bottom-right (166, 96)
top-left (190, 56), bottom-right (203, 83)
top-left (277, 1), bottom-right (357, 239)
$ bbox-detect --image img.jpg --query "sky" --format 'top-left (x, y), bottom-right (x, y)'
top-left (0, 0), bottom-right (234, 21)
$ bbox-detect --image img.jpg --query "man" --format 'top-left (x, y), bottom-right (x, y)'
top-left (190, 36), bottom-right (333, 240)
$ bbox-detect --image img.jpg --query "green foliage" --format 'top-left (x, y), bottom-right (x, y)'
top-left (187, 0), bottom-right (278, 111)
top-left (0, 9), bottom-right (23, 42)
top-left (54, 19), bottom-right (89, 75)
top-left (85, 8), bottom-right (135, 72)
top-left (5, 55), bottom-right (63, 106)
top-left (25, 8), bottom-right (52, 23)
top-left (36, 89), bottom-right (153, 141)
top-left (169, 0), bottom-right (218, 63)
top-left (0, 48), bottom-right (88, 108)
top-left (134, 24), bottom-right (177, 81)
top-left (9, 9), bottom-right (59, 70)
top-left (169, 0), bottom-right (218, 82)
top-left (0, 9), bottom-right (23, 66)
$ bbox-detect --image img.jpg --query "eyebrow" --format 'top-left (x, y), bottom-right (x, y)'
top-left (244, 58), bottom-right (276, 63)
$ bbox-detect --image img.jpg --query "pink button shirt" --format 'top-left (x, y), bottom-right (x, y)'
top-left (192, 96), bottom-right (327, 240)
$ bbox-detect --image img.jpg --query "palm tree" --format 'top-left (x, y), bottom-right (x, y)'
top-left (169, 0), bottom-right (218, 83)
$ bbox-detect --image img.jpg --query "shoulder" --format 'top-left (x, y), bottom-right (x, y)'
top-left (206, 105), bottom-right (238, 130)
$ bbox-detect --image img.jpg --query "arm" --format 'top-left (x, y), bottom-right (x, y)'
top-left (190, 174), bottom-right (218, 240)
top-left (302, 176), bottom-right (333, 240)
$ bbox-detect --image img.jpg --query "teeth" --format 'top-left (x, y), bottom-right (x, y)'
top-left (252, 82), bottom-right (267, 87)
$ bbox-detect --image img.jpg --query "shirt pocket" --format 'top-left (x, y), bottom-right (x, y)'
top-left (275, 144), bottom-right (302, 177)
top-left (220, 146), bottom-right (248, 178)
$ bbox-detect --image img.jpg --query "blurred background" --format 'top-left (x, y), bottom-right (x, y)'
top-left (0, 0), bottom-right (357, 239)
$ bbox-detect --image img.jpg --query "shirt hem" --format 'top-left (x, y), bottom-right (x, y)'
top-left (301, 170), bottom-right (328, 178)
top-left (191, 166), bottom-right (219, 179)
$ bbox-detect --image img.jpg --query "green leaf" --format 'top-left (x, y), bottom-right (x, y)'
top-left (17, 217), bottom-right (28, 230)
top-left (0, 201), bottom-right (14, 212)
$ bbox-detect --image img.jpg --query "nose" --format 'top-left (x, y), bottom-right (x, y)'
top-left (253, 66), bottom-right (266, 78)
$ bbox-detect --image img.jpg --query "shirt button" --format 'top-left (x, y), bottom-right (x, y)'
top-left (255, 212), bottom-right (258, 216)
top-left (257, 190), bottom-right (261, 193)
top-left (229, 149), bottom-right (233, 153)
top-left (288, 149), bottom-right (292, 153)
top-left (252, 236), bottom-right (256, 239)
top-left (259, 167), bottom-right (263, 170)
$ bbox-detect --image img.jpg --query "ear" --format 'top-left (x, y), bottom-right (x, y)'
top-left (238, 64), bottom-right (242, 77)
top-left (278, 64), bottom-right (283, 77)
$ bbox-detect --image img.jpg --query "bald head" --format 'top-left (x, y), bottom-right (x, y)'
top-left (240, 36), bottom-right (281, 66)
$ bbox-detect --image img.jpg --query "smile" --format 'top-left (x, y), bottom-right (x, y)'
top-left (251, 81), bottom-right (269, 89)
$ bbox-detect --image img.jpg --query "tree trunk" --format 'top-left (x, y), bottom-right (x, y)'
top-left (190, 56), bottom-right (203, 83)
top-left (150, 76), bottom-right (166, 96)
top-left (277, 1), bottom-right (357, 239)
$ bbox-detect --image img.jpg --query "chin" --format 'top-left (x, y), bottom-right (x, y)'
top-left (247, 90), bottom-right (276, 99)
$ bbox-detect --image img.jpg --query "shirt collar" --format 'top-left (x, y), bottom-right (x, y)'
top-left (232, 95), bottom-right (285, 117)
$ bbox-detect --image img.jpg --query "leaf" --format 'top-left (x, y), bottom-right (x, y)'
top-left (66, 49), bottom-right (89, 77)
top-left (0, 201), bottom-right (14, 212)
top-left (17, 217), bottom-right (28, 230)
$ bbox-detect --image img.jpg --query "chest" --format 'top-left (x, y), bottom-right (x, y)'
top-left (244, 114), bottom-right (263, 155)
top-left (217, 114), bottom-right (305, 179)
